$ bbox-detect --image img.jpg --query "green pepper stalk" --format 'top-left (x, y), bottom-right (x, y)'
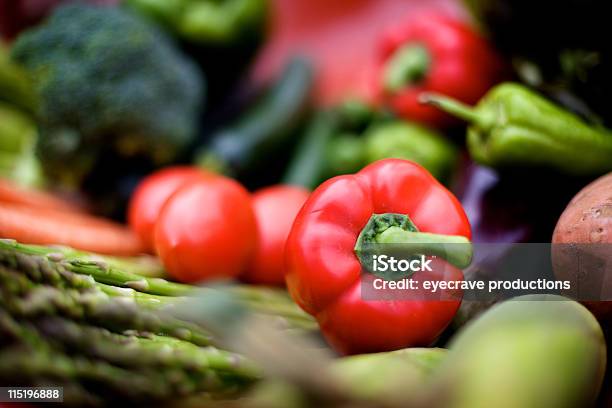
top-left (421, 82), bottom-right (612, 175)
top-left (354, 213), bottom-right (473, 271)
top-left (383, 45), bottom-right (431, 93)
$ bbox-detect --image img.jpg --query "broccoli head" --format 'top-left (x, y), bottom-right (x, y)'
top-left (11, 3), bottom-right (205, 185)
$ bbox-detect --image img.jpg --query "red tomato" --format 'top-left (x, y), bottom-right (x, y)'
top-left (128, 166), bottom-right (210, 252)
top-left (242, 185), bottom-right (309, 286)
top-left (154, 177), bottom-right (257, 283)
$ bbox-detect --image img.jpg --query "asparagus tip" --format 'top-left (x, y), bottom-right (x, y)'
top-left (47, 252), bottom-right (65, 262)
top-left (126, 279), bottom-right (149, 292)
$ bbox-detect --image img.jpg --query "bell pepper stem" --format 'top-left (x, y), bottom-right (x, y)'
top-left (354, 213), bottom-right (472, 269)
top-left (375, 227), bottom-right (472, 269)
top-left (383, 45), bottom-right (431, 92)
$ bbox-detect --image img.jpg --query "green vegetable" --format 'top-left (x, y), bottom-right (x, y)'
top-left (363, 121), bottom-right (457, 181)
top-left (197, 58), bottom-right (313, 178)
top-left (0, 44), bottom-right (37, 113)
top-left (462, 0), bottom-right (612, 125)
top-left (0, 238), bottom-right (322, 404)
top-left (423, 82), bottom-right (612, 175)
top-left (124, 0), bottom-right (268, 45)
top-left (0, 102), bottom-right (44, 187)
top-left (0, 239), bottom-right (316, 330)
top-left (11, 4), bottom-right (204, 186)
top-left (284, 105), bottom-right (457, 189)
top-left (439, 295), bottom-right (606, 408)
top-left (283, 100), bottom-right (379, 189)
top-left (247, 347), bottom-right (447, 408)
top-left (282, 111), bottom-right (338, 189)
top-left (0, 308), bottom-right (256, 404)
top-left (331, 348), bottom-right (447, 404)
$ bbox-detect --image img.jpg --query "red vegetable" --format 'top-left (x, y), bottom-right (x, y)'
top-left (285, 159), bottom-right (471, 354)
top-left (242, 185), bottom-right (309, 286)
top-left (128, 166), bottom-right (211, 252)
top-left (0, 202), bottom-right (144, 256)
top-left (251, 0), bottom-right (463, 106)
top-left (154, 177), bottom-right (257, 283)
top-left (375, 12), bottom-right (504, 127)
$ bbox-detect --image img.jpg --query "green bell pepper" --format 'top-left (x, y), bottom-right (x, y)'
top-left (284, 102), bottom-right (458, 189)
top-left (124, 0), bottom-right (268, 45)
top-left (362, 121), bottom-right (457, 181)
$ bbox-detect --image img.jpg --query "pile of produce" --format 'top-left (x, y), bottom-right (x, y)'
top-left (1, 0), bottom-right (611, 406)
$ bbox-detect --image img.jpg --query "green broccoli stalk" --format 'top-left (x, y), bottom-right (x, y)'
top-left (11, 4), bottom-right (205, 187)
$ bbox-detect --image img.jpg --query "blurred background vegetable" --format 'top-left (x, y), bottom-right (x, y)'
top-left (128, 166), bottom-right (210, 252)
top-left (0, 42), bottom-right (37, 113)
top-left (251, 0), bottom-right (464, 106)
top-left (439, 295), bottom-right (606, 408)
top-left (0, 0), bottom-right (120, 40)
top-left (0, 103), bottom-right (43, 188)
top-left (284, 100), bottom-right (459, 190)
top-left (242, 185), bottom-right (309, 286)
top-left (124, 0), bottom-right (268, 102)
top-left (196, 58), bottom-right (313, 186)
top-left (11, 4), bottom-right (204, 211)
top-left (375, 12), bottom-right (505, 128)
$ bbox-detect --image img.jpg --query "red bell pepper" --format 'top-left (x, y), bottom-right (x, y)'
top-left (251, 0), bottom-right (463, 106)
top-left (285, 159), bottom-right (472, 354)
top-left (375, 12), bottom-right (504, 128)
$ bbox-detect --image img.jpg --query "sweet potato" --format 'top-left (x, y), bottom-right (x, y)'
top-left (553, 173), bottom-right (612, 244)
top-left (552, 173), bottom-right (612, 319)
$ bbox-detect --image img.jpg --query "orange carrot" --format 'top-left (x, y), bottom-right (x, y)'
top-left (0, 178), bottom-right (83, 213)
top-left (0, 203), bottom-right (145, 256)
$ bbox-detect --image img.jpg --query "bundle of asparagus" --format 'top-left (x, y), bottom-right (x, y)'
top-left (0, 239), bottom-right (316, 405)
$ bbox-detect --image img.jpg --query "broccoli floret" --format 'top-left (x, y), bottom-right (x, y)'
top-left (11, 4), bottom-right (205, 185)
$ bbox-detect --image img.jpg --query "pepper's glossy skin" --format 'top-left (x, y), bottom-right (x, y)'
top-left (428, 83), bottom-right (612, 175)
top-left (376, 13), bottom-right (503, 128)
top-left (285, 159), bottom-right (471, 354)
top-left (364, 121), bottom-right (458, 181)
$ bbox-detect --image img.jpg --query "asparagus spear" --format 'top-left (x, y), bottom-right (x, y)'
top-left (0, 238), bottom-right (192, 296)
top-left (0, 239), bottom-right (317, 330)
top-left (0, 269), bottom-right (214, 346)
top-left (34, 316), bottom-right (259, 380)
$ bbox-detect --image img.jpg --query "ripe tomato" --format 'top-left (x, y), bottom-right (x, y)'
top-left (154, 177), bottom-right (257, 283)
top-left (242, 185), bottom-right (309, 286)
top-left (128, 166), bottom-right (210, 252)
